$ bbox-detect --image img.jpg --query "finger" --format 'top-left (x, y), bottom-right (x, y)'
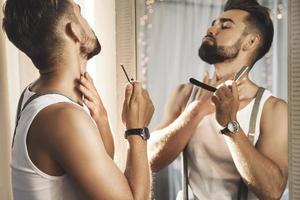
top-left (142, 89), bottom-right (154, 126)
top-left (216, 73), bottom-right (235, 86)
top-left (215, 87), bottom-right (226, 101)
top-left (85, 72), bottom-right (94, 84)
top-left (80, 75), bottom-right (97, 96)
top-left (83, 98), bottom-right (94, 110)
top-left (131, 82), bottom-right (143, 102)
top-left (211, 95), bottom-right (221, 107)
top-left (146, 102), bottom-right (155, 126)
top-left (236, 76), bottom-right (247, 86)
top-left (232, 82), bottom-right (239, 101)
top-left (78, 84), bottom-right (96, 101)
top-left (142, 88), bottom-right (150, 100)
top-left (223, 85), bottom-right (231, 97)
top-left (124, 83), bottom-right (133, 106)
top-left (225, 80), bottom-right (233, 87)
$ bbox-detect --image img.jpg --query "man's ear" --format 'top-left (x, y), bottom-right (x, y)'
top-left (65, 22), bottom-right (82, 43)
top-left (242, 33), bottom-right (260, 52)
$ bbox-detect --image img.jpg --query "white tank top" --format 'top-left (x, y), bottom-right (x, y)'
top-left (187, 89), bottom-right (272, 200)
top-left (11, 87), bottom-right (86, 200)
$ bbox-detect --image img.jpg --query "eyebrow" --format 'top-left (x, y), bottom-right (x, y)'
top-left (211, 18), bottom-right (235, 26)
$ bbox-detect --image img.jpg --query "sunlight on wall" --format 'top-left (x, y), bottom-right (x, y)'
top-left (77, 0), bottom-right (97, 80)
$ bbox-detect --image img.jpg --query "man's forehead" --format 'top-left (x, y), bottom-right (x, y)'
top-left (215, 9), bottom-right (249, 24)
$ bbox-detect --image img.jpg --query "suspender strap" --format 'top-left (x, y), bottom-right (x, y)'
top-left (182, 147), bottom-right (189, 200)
top-left (182, 86), bottom-right (199, 200)
top-left (237, 87), bottom-right (265, 200)
top-left (182, 86), bottom-right (266, 200)
top-left (247, 87), bottom-right (265, 145)
top-left (12, 89), bottom-right (75, 148)
top-left (12, 87), bottom-right (28, 147)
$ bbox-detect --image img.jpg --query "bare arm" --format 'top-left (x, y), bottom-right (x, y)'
top-left (78, 72), bottom-right (115, 158)
top-left (149, 101), bottom-right (206, 172)
top-left (148, 84), bottom-right (196, 172)
top-left (149, 74), bottom-right (228, 172)
top-left (213, 83), bottom-right (288, 200)
top-left (122, 82), bottom-right (154, 200)
top-left (42, 82), bottom-right (153, 200)
top-left (226, 98), bottom-right (287, 199)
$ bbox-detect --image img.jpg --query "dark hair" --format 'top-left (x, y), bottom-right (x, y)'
top-left (2, 0), bottom-right (74, 69)
top-left (224, 0), bottom-right (274, 62)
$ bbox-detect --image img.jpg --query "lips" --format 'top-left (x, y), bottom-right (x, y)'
top-left (203, 35), bottom-right (215, 42)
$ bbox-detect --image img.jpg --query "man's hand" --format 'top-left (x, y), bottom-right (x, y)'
top-left (78, 72), bottom-right (108, 122)
top-left (212, 81), bottom-right (240, 127)
top-left (77, 72), bottom-right (114, 158)
top-left (190, 72), bottom-right (215, 117)
top-left (122, 82), bottom-right (154, 129)
top-left (189, 73), bottom-right (234, 119)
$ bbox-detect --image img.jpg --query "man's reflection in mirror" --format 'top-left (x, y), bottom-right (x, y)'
top-left (149, 0), bottom-right (288, 199)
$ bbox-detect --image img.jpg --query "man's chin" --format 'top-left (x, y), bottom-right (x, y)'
top-left (198, 47), bottom-right (226, 65)
top-left (87, 42), bottom-right (101, 60)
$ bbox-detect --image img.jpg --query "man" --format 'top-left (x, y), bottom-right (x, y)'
top-left (149, 0), bottom-right (288, 199)
top-left (3, 0), bottom-right (154, 199)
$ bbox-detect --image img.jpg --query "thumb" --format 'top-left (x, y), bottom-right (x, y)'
top-left (124, 83), bottom-right (133, 106)
top-left (232, 82), bottom-right (239, 100)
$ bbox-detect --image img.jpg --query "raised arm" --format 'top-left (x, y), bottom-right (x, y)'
top-left (149, 74), bottom-right (217, 172)
top-left (149, 74), bottom-right (232, 172)
top-left (212, 82), bottom-right (288, 199)
top-left (40, 82), bottom-right (154, 200)
top-left (78, 72), bottom-right (115, 158)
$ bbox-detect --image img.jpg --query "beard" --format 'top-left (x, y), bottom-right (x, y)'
top-left (198, 36), bottom-right (242, 64)
top-left (80, 29), bottom-right (101, 60)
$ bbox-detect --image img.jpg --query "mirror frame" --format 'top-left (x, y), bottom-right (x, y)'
top-left (288, 0), bottom-right (300, 199)
top-left (116, 0), bottom-right (300, 198)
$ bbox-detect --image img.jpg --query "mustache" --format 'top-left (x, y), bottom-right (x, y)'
top-left (203, 34), bottom-right (216, 41)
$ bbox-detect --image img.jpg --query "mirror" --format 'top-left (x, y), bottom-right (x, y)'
top-left (134, 0), bottom-right (288, 199)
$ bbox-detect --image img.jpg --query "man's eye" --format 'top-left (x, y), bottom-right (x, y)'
top-left (221, 25), bottom-right (231, 29)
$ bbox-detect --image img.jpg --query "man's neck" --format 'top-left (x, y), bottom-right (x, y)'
top-left (31, 57), bottom-right (87, 105)
top-left (214, 58), bottom-right (253, 80)
top-left (213, 58), bottom-right (260, 101)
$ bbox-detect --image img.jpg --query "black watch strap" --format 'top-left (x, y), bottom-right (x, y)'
top-left (220, 127), bottom-right (230, 134)
top-left (125, 127), bottom-right (150, 140)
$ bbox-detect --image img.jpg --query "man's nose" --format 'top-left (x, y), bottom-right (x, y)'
top-left (207, 26), bottom-right (219, 36)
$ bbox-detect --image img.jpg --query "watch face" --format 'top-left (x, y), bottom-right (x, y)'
top-left (227, 121), bottom-right (239, 133)
top-left (142, 128), bottom-right (150, 140)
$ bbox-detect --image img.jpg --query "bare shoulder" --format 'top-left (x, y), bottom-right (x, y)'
top-left (32, 102), bottom-right (102, 152)
top-left (262, 96), bottom-right (287, 118)
top-left (36, 102), bottom-right (97, 134)
top-left (259, 96), bottom-right (288, 142)
top-left (257, 96), bottom-right (288, 182)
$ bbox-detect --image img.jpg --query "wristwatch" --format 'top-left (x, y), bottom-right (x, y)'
top-left (220, 120), bottom-right (240, 135)
top-left (125, 127), bottom-right (150, 140)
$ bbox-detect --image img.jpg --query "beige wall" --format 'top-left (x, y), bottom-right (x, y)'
top-left (0, 23), bottom-right (13, 200)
